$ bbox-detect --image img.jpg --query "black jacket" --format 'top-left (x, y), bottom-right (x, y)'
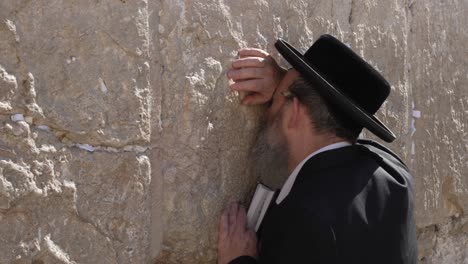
top-left (230, 140), bottom-right (417, 264)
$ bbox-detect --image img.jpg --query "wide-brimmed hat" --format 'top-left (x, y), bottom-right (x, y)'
top-left (275, 34), bottom-right (396, 142)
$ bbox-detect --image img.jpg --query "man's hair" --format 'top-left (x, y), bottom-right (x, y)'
top-left (288, 77), bottom-right (360, 142)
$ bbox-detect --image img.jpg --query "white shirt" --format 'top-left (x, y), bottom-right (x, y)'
top-left (276, 141), bottom-right (352, 204)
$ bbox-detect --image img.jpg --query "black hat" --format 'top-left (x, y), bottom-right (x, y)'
top-left (275, 34), bottom-right (396, 142)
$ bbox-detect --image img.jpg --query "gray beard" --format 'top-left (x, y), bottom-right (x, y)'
top-left (251, 118), bottom-right (290, 189)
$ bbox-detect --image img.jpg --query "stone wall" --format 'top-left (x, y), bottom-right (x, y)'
top-left (0, 0), bottom-right (466, 263)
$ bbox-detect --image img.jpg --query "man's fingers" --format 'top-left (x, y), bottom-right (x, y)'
top-left (230, 79), bottom-right (262, 92)
top-left (228, 68), bottom-right (265, 81)
top-left (232, 57), bottom-right (266, 69)
top-left (238, 48), bottom-right (269, 58)
top-left (219, 210), bottom-right (229, 240)
top-left (241, 93), bottom-right (269, 105)
top-left (246, 230), bottom-right (258, 256)
top-left (228, 202), bottom-right (239, 227)
top-left (237, 205), bottom-right (247, 231)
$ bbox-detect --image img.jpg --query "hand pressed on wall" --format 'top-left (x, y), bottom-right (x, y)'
top-left (228, 48), bottom-right (287, 105)
top-left (218, 202), bottom-right (258, 264)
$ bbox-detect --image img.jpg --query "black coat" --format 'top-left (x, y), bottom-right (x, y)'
top-left (230, 140), bottom-right (418, 264)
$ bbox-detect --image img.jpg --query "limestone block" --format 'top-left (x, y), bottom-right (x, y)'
top-left (0, 0), bottom-right (151, 147)
top-left (68, 151), bottom-right (152, 264)
top-left (0, 165), bottom-right (116, 264)
top-left (0, 1), bottom-right (155, 263)
top-left (406, 0), bottom-right (467, 227)
top-left (0, 108), bottom-right (152, 263)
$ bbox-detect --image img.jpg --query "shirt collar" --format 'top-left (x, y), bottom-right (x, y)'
top-left (276, 141), bottom-right (352, 204)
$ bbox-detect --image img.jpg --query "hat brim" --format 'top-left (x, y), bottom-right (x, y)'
top-left (275, 39), bottom-right (396, 143)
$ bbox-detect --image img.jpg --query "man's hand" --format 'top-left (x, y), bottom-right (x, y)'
top-left (218, 202), bottom-right (257, 264)
top-left (228, 48), bottom-right (287, 105)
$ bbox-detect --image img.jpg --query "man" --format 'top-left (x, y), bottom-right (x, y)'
top-left (218, 35), bottom-right (417, 264)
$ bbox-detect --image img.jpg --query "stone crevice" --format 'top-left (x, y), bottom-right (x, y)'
top-left (74, 209), bottom-right (123, 245)
top-left (348, 0), bottom-right (355, 25)
top-left (5, 113), bottom-right (151, 153)
top-left (100, 31), bottom-right (143, 58)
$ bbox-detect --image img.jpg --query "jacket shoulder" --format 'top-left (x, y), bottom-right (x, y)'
top-left (356, 139), bottom-right (413, 188)
top-left (357, 139), bottom-right (409, 169)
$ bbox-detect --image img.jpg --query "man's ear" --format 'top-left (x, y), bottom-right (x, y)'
top-left (287, 97), bottom-right (302, 129)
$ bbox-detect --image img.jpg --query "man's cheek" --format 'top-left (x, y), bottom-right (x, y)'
top-left (266, 119), bottom-right (283, 146)
top-left (265, 126), bottom-right (277, 146)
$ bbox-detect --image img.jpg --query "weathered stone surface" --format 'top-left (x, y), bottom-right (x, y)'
top-left (0, 0), bottom-right (154, 263)
top-left (0, 0), bottom-right (151, 147)
top-left (0, 0), bottom-right (466, 263)
top-left (406, 0), bottom-right (467, 227)
top-left (417, 215), bottom-right (468, 264)
top-left (0, 111), bottom-right (152, 263)
top-left (407, 2), bottom-right (468, 262)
